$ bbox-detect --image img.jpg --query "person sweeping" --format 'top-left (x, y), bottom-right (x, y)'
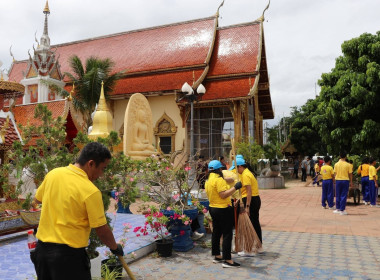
top-left (205, 160), bottom-right (242, 268)
top-left (31, 142), bottom-right (124, 280)
top-left (235, 157), bottom-right (264, 256)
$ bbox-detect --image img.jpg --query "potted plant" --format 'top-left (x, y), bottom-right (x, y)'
top-left (133, 205), bottom-right (173, 257)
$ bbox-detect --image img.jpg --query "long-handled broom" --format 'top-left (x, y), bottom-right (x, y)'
top-left (118, 256), bottom-right (136, 280)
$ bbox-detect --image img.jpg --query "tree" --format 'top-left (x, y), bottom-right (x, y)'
top-left (288, 99), bottom-right (325, 156)
top-left (313, 32), bottom-right (380, 156)
top-left (236, 138), bottom-right (265, 171)
top-left (66, 56), bottom-right (124, 133)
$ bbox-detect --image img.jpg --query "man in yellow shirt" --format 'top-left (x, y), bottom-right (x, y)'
top-left (368, 158), bottom-right (379, 207)
top-left (236, 158), bottom-right (263, 254)
top-left (333, 152), bottom-right (353, 215)
top-left (32, 142), bottom-right (123, 280)
top-left (320, 156), bottom-right (335, 209)
top-left (205, 160), bottom-right (242, 268)
top-left (357, 157), bottom-right (370, 205)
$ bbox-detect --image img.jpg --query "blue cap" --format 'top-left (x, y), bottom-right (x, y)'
top-left (229, 160), bottom-right (235, 170)
top-left (236, 158), bottom-right (246, 166)
top-left (208, 160), bottom-right (223, 170)
top-left (236, 154), bottom-right (244, 160)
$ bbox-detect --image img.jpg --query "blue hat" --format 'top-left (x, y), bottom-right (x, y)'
top-left (229, 160), bottom-right (235, 170)
top-left (236, 154), bottom-right (244, 160)
top-left (236, 158), bottom-right (246, 166)
top-left (208, 160), bottom-right (223, 170)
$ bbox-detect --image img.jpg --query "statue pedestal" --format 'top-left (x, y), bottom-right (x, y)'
top-left (258, 176), bottom-right (285, 189)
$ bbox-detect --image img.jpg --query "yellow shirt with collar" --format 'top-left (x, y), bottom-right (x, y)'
top-left (357, 164), bottom-right (370, 177)
top-left (334, 159), bottom-right (353, 180)
top-left (369, 165), bottom-right (378, 181)
top-left (314, 163), bottom-right (320, 173)
top-left (35, 164), bottom-right (107, 248)
top-left (320, 165), bottom-right (333, 180)
top-left (205, 172), bottom-right (231, 208)
top-left (240, 168), bottom-right (259, 197)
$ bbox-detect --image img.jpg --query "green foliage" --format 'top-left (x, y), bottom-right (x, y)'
top-left (288, 99), bottom-right (325, 156)
top-left (65, 55), bottom-right (124, 133)
top-left (101, 263), bottom-right (122, 280)
top-left (236, 138), bottom-right (265, 170)
top-left (263, 142), bottom-right (282, 160)
top-left (5, 104), bottom-right (77, 197)
top-left (314, 31), bottom-right (380, 156)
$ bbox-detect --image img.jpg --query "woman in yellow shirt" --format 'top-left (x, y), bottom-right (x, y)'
top-left (320, 156), bottom-right (335, 209)
top-left (205, 160), bottom-right (242, 268)
top-left (357, 157), bottom-right (370, 205)
top-left (368, 158), bottom-right (379, 207)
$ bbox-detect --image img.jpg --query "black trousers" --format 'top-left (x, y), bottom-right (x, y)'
top-left (237, 196), bottom-right (263, 244)
top-left (209, 206), bottom-right (234, 260)
top-left (301, 168), bottom-right (307, 181)
top-left (31, 241), bottom-right (91, 280)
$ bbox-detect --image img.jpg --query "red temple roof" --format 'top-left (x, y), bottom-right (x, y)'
top-left (0, 116), bottom-right (22, 146)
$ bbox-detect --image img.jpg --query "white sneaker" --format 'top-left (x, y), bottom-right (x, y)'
top-left (237, 251), bottom-right (255, 257)
top-left (364, 201), bottom-right (368, 205)
top-left (328, 207), bottom-right (334, 210)
top-left (370, 204), bottom-right (380, 208)
top-left (322, 206), bottom-right (327, 209)
top-left (191, 231), bottom-right (204, 240)
top-left (340, 210), bottom-right (348, 215)
top-left (333, 210), bottom-right (341, 214)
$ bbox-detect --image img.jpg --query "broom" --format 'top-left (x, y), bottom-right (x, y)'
top-left (234, 194), bottom-right (262, 253)
top-left (118, 256), bottom-right (136, 280)
top-left (231, 137), bottom-right (261, 253)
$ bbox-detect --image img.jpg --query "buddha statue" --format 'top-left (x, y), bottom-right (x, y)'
top-left (124, 93), bottom-right (156, 160)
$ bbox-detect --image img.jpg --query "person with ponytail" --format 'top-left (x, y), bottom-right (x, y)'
top-left (205, 160), bottom-right (242, 268)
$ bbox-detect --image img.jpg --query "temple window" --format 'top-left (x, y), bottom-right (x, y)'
top-left (154, 113), bottom-right (177, 154)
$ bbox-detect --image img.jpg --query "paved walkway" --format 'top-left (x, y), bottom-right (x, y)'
top-left (259, 178), bottom-right (380, 237)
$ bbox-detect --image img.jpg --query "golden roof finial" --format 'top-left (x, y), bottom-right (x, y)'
top-left (43, 0), bottom-right (50, 14)
top-left (1, 72), bottom-right (4, 81)
top-left (256, 0), bottom-right (270, 22)
top-left (216, 0), bottom-right (225, 17)
top-left (67, 83), bottom-right (74, 101)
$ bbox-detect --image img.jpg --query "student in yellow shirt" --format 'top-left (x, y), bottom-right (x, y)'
top-left (368, 158), bottom-right (379, 207)
top-left (357, 157), bottom-right (370, 205)
top-left (236, 157), bottom-right (264, 255)
top-left (32, 142), bottom-right (123, 280)
top-left (320, 156), bottom-right (335, 209)
top-left (205, 160), bottom-right (242, 268)
top-left (312, 162), bottom-right (321, 186)
top-left (333, 152), bottom-right (353, 215)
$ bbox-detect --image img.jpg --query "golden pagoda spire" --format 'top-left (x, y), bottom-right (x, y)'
top-left (43, 0), bottom-right (50, 14)
top-left (88, 81), bottom-right (113, 139)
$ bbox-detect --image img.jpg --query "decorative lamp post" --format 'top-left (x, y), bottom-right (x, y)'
top-left (180, 82), bottom-right (206, 160)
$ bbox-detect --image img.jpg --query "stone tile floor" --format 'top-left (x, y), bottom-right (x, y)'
top-left (128, 231), bottom-right (380, 280)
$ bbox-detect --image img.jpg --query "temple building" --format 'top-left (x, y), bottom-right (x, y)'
top-left (1, 1), bottom-right (274, 159)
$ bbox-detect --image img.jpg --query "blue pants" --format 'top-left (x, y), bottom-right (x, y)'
top-left (335, 180), bottom-right (349, 211)
top-left (369, 180), bottom-right (378, 206)
top-left (322, 179), bottom-right (334, 208)
top-left (361, 176), bottom-right (369, 202)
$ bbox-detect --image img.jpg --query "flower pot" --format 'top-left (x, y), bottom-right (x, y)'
top-left (101, 259), bottom-right (123, 280)
top-left (90, 253), bottom-right (102, 279)
top-left (183, 207), bottom-right (198, 221)
top-left (155, 238), bottom-right (174, 257)
top-left (170, 224), bottom-right (194, 252)
top-left (117, 200), bottom-right (132, 214)
top-left (196, 213), bottom-right (206, 234)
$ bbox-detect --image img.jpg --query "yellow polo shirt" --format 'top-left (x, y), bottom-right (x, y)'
top-left (314, 163), bottom-right (320, 173)
top-left (205, 172), bottom-right (231, 208)
top-left (334, 159), bottom-right (353, 180)
top-left (320, 165), bottom-right (334, 180)
top-left (35, 164), bottom-right (107, 248)
top-left (241, 168), bottom-right (259, 198)
top-left (357, 164), bottom-right (370, 177)
top-left (369, 165), bottom-right (378, 181)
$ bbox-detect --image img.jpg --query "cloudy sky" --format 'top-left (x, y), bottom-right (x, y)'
top-left (1, 0), bottom-right (380, 125)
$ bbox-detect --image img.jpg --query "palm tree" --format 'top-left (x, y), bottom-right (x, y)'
top-left (65, 55), bottom-right (124, 133)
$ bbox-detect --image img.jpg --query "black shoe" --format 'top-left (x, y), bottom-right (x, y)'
top-left (222, 261), bottom-right (241, 268)
top-left (213, 257), bottom-right (224, 263)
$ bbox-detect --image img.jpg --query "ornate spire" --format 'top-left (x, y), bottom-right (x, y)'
top-left (216, 0), bottom-right (225, 17)
top-left (88, 81), bottom-right (113, 139)
top-left (256, 0), bottom-right (270, 22)
top-left (40, 0), bottom-right (51, 49)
